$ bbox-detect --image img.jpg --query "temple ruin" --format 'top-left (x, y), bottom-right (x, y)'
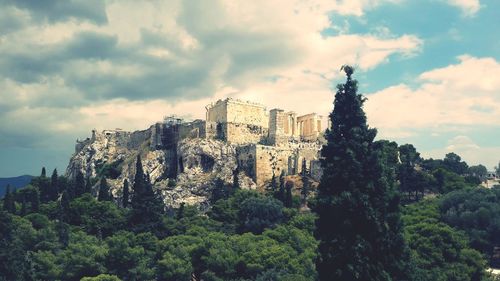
top-left (147, 98), bottom-right (326, 188)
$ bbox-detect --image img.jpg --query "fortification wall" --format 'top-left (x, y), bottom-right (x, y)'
top-left (206, 98), bottom-right (268, 128)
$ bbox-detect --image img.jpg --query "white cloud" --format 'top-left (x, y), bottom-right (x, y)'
top-left (422, 135), bottom-right (500, 170)
top-left (0, 0), bottom-right (422, 148)
top-left (365, 55), bottom-right (500, 135)
top-left (445, 0), bottom-right (481, 17)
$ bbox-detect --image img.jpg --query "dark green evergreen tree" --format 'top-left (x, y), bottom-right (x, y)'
top-left (233, 167), bottom-right (240, 190)
top-left (284, 182), bottom-right (293, 208)
top-left (176, 202), bottom-right (185, 220)
top-left (30, 188), bottom-right (40, 213)
top-left (129, 155), bottom-right (164, 233)
top-left (211, 178), bottom-right (229, 204)
top-left (122, 179), bottom-right (129, 208)
top-left (268, 172), bottom-right (278, 196)
top-left (20, 197), bottom-right (27, 216)
top-left (84, 177), bottom-right (92, 194)
top-left (276, 170), bottom-right (286, 203)
top-left (3, 185), bottom-right (15, 213)
top-left (74, 171), bottom-right (85, 198)
top-left (50, 169), bottom-right (59, 201)
top-left (98, 178), bottom-right (112, 201)
top-left (37, 169), bottom-right (51, 203)
top-left (314, 66), bottom-right (409, 281)
top-left (59, 191), bottom-right (71, 223)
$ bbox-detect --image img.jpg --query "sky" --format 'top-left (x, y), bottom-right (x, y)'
top-left (0, 0), bottom-right (499, 177)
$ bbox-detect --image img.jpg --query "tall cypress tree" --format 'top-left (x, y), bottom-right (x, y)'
top-left (3, 185), bottom-right (15, 213)
top-left (314, 66), bottom-right (409, 281)
top-left (284, 181), bottom-right (293, 208)
top-left (50, 169), bottom-right (59, 201)
top-left (74, 171), bottom-right (85, 198)
top-left (41, 167), bottom-right (46, 178)
top-left (276, 170), bottom-right (286, 203)
top-left (84, 177), bottom-right (92, 194)
top-left (130, 155), bottom-right (164, 233)
top-left (122, 179), bottom-right (129, 208)
top-left (98, 178), bottom-right (112, 201)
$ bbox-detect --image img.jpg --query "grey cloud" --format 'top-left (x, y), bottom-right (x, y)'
top-left (0, 31), bottom-right (119, 83)
top-left (63, 32), bottom-right (119, 60)
top-left (1, 0), bottom-right (108, 25)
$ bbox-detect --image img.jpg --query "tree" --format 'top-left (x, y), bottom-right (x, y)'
top-left (98, 178), bottom-right (112, 202)
top-left (284, 181), bottom-right (293, 208)
top-left (496, 161), bottom-right (500, 177)
top-left (267, 172), bottom-right (278, 196)
top-left (443, 152), bottom-right (468, 175)
top-left (211, 178), bottom-right (229, 204)
top-left (74, 171), bottom-right (86, 198)
top-left (300, 159), bottom-right (311, 208)
top-left (469, 164), bottom-right (488, 182)
top-left (233, 167), bottom-right (240, 190)
top-left (49, 169), bottom-right (59, 201)
top-left (41, 167), bottom-right (46, 178)
top-left (129, 155), bottom-right (164, 233)
top-left (314, 66), bottom-right (410, 280)
top-left (238, 196), bottom-right (283, 234)
top-left (276, 170), bottom-right (286, 203)
top-left (122, 179), bottom-right (129, 208)
top-left (84, 177), bottom-right (92, 194)
top-left (3, 185), bottom-right (15, 213)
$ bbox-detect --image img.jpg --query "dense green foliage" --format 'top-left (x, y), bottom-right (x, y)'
top-left (1, 70), bottom-right (498, 280)
top-left (403, 199), bottom-right (488, 281)
top-left (0, 167), bottom-right (318, 280)
top-left (314, 66), bottom-right (410, 280)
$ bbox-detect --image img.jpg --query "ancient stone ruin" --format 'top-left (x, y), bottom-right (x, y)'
top-left (151, 98), bottom-right (326, 186)
top-left (67, 98), bottom-right (326, 207)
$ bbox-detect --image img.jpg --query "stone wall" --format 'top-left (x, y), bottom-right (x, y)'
top-left (297, 113), bottom-right (323, 141)
top-left (237, 143), bottom-right (321, 189)
top-left (206, 98), bottom-right (268, 128)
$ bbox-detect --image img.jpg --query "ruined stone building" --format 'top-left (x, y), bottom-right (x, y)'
top-left (149, 98), bottom-right (326, 188)
top-left (69, 98), bottom-right (327, 206)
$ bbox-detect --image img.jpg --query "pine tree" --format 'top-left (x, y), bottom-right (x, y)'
top-left (285, 181), bottom-right (293, 208)
top-left (233, 167), bottom-right (240, 190)
top-left (59, 191), bottom-right (71, 223)
top-left (268, 172), bottom-right (278, 196)
top-left (74, 171), bottom-right (85, 198)
top-left (30, 188), bottom-right (40, 213)
top-left (49, 169), bottom-right (59, 201)
top-left (276, 170), bottom-right (286, 203)
top-left (20, 197), bottom-right (27, 216)
top-left (122, 179), bottom-right (129, 208)
top-left (176, 202), bottom-right (185, 220)
top-left (98, 178), bottom-right (112, 201)
top-left (211, 178), bottom-right (228, 204)
top-left (314, 66), bottom-right (410, 281)
top-left (301, 158), bottom-right (308, 177)
top-left (3, 185), bottom-right (15, 213)
top-left (130, 155), bottom-right (164, 233)
top-left (84, 177), bottom-right (92, 194)
top-left (37, 169), bottom-right (51, 203)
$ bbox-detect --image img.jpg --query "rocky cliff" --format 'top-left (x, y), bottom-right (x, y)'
top-left (66, 126), bottom-right (257, 208)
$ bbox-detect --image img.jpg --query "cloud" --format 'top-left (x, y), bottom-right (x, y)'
top-left (365, 55), bottom-right (500, 136)
top-left (0, 0), bottom-right (108, 24)
top-left (422, 135), bottom-right (500, 170)
top-left (444, 0), bottom-right (481, 17)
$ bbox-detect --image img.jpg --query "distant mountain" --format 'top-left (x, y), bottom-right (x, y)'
top-left (0, 175), bottom-right (34, 197)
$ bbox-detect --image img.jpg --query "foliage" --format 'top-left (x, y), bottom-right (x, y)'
top-left (403, 199), bottom-right (488, 281)
top-left (129, 155), bottom-right (164, 234)
top-left (314, 66), bottom-right (410, 280)
top-left (439, 187), bottom-right (500, 263)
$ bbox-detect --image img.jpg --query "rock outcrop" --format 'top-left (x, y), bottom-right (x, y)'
top-left (66, 128), bottom-right (256, 208)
